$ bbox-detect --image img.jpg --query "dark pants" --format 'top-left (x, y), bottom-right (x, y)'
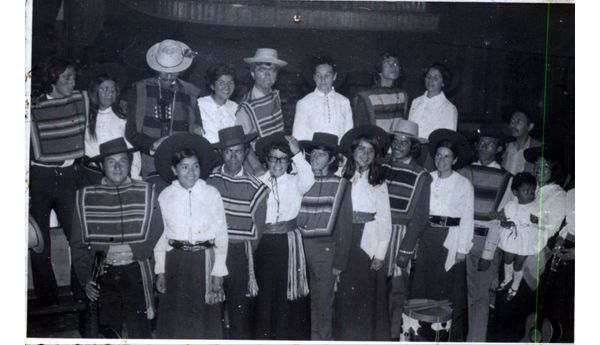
top-left (223, 241), bottom-right (253, 339)
top-left (29, 164), bottom-right (83, 300)
top-left (97, 262), bottom-right (151, 338)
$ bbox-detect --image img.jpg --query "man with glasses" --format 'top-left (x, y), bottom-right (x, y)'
top-left (501, 107), bottom-right (542, 175)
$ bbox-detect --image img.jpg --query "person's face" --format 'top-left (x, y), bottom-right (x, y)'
top-left (211, 74), bottom-right (235, 101)
top-left (513, 183), bottom-right (536, 205)
top-left (221, 144), bottom-right (247, 175)
top-left (251, 64), bottom-right (278, 92)
top-left (508, 112), bottom-right (534, 139)
top-left (353, 140), bottom-right (375, 169)
top-left (434, 146), bottom-right (457, 174)
top-left (425, 68), bottom-right (444, 95)
top-left (477, 137), bottom-right (500, 163)
top-left (102, 152), bottom-right (131, 186)
top-left (391, 135), bottom-right (413, 161)
top-left (380, 57), bottom-right (400, 83)
top-left (267, 148), bottom-right (290, 179)
top-left (158, 72), bottom-right (180, 87)
top-left (310, 148), bottom-right (333, 173)
top-left (171, 156), bottom-right (201, 189)
top-left (534, 157), bottom-right (552, 186)
top-left (313, 64), bottom-right (337, 94)
top-left (98, 80), bottom-right (117, 110)
top-left (51, 66), bottom-right (76, 98)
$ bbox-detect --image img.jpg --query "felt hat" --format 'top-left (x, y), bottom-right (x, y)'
top-left (146, 39), bottom-right (194, 73)
top-left (300, 132), bottom-right (339, 153)
top-left (154, 133), bottom-right (215, 182)
top-left (339, 125), bottom-right (391, 158)
top-left (390, 119), bottom-right (428, 144)
top-left (90, 137), bottom-right (139, 161)
top-left (212, 125), bottom-right (258, 149)
top-left (523, 144), bottom-right (565, 165)
top-left (243, 48), bottom-right (288, 67)
top-left (427, 129), bottom-right (472, 170)
top-left (28, 215), bottom-right (44, 254)
top-left (468, 124), bottom-right (515, 144)
top-left (254, 132), bottom-right (291, 161)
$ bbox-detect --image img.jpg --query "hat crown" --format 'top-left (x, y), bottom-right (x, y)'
top-left (390, 119), bottom-right (419, 137)
top-left (98, 138), bottom-right (129, 157)
top-left (218, 126), bottom-right (245, 145)
top-left (253, 48), bottom-right (279, 61)
top-left (156, 40), bottom-right (185, 68)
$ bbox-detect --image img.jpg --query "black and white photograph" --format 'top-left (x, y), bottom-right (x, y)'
top-left (19, 0), bottom-right (582, 343)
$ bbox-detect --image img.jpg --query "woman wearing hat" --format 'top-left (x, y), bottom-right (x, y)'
top-left (381, 119), bottom-right (432, 340)
top-left (252, 132), bottom-right (314, 340)
top-left (126, 39), bottom-right (203, 178)
top-left (153, 133), bottom-right (228, 339)
top-left (332, 125), bottom-right (392, 341)
top-left (410, 128), bottom-right (474, 341)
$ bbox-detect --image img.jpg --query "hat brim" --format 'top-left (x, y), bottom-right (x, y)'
top-left (146, 42), bottom-right (193, 73)
top-left (89, 146), bottom-right (140, 162)
top-left (339, 125), bottom-right (391, 158)
top-left (299, 140), bottom-right (339, 153)
top-left (212, 132), bottom-right (258, 149)
top-left (243, 57), bottom-right (288, 67)
top-left (28, 215), bottom-right (44, 254)
top-left (390, 131), bottom-right (429, 144)
top-left (523, 145), bottom-right (563, 165)
top-left (427, 129), bottom-right (472, 170)
top-left (468, 130), bottom-right (516, 144)
top-left (154, 133), bottom-right (215, 182)
top-left (255, 132), bottom-right (290, 160)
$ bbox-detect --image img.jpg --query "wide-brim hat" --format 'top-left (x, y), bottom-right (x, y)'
top-left (90, 137), bottom-right (139, 161)
top-left (427, 129), bottom-right (472, 170)
top-left (212, 125), bottom-right (258, 149)
top-left (300, 132), bottom-right (339, 153)
top-left (28, 215), bottom-right (44, 254)
top-left (243, 48), bottom-right (288, 67)
top-left (146, 39), bottom-right (194, 73)
top-left (523, 144), bottom-right (564, 165)
top-left (468, 124), bottom-right (515, 144)
top-left (154, 133), bottom-right (215, 182)
top-left (255, 132), bottom-right (291, 160)
top-left (339, 125), bottom-right (391, 158)
top-left (390, 119), bottom-right (428, 144)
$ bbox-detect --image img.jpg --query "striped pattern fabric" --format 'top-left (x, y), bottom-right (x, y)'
top-left (206, 169), bottom-right (268, 241)
top-left (30, 91), bottom-right (88, 163)
top-left (357, 87), bottom-right (408, 132)
top-left (297, 176), bottom-right (347, 237)
top-left (238, 89), bottom-right (284, 137)
top-left (382, 162), bottom-right (429, 224)
top-left (137, 259), bottom-right (156, 319)
top-left (76, 180), bottom-right (155, 244)
top-left (461, 164), bottom-right (512, 221)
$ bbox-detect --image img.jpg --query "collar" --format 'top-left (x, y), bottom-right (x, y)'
top-left (473, 160), bottom-right (501, 169)
top-left (172, 179), bottom-right (206, 192)
top-left (98, 107), bottom-right (113, 115)
top-left (423, 90), bottom-right (446, 102)
top-left (220, 165), bottom-right (245, 177)
top-left (251, 85), bottom-right (269, 99)
top-left (314, 87), bottom-right (335, 97)
top-left (101, 176), bottom-right (132, 186)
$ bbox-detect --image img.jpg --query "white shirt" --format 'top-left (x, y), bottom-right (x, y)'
top-left (84, 107), bottom-right (142, 179)
top-left (259, 153), bottom-right (315, 224)
top-left (408, 91), bottom-right (458, 139)
top-left (559, 188), bottom-right (575, 240)
top-left (155, 180), bottom-right (229, 276)
top-left (502, 136), bottom-right (534, 175)
top-left (292, 87), bottom-right (353, 142)
top-left (197, 95), bottom-right (238, 144)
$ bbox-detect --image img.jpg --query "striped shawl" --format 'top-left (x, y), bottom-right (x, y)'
top-left (460, 164), bottom-right (512, 221)
top-left (297, 175), bottom-right (348, 237)
top-left (237, 89), bottom-right (284, 137)
top-left (356, 87), bottom-right (408, 131)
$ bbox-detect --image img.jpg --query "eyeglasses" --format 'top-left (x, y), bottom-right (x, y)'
top-left (267, 156), bottom-right (290, 164)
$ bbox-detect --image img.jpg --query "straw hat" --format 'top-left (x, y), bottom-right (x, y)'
top-left (243, 48), bottom-right (288, 67)
top-left (146, 39), bottom-right (194, 73)
top-left (390, 119), bottom-right (428, 144)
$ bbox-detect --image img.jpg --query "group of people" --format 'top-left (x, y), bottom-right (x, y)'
top-left (28, 39), bottom-right (574, 342)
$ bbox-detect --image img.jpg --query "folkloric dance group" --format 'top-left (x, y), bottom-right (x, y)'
top-left (28, 39), bottom-right (574, 342)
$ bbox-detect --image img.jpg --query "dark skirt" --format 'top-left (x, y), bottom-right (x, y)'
top-left (253, 233), bottom-right (310, 340)
top-left (410, 224), bottom-right (467, 342)
top-left (332, 223), bottom-right (391, 341)
top-left (156, 249), bottom-right (223, 339)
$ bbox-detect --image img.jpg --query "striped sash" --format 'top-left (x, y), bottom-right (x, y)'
top-left (358, 87), bottom-right (407, 131)
top-left (238, 90), bottom-right (284, 137)
top-left (383, 163), bottom-right (429, 224)
top-left (297, 176), bottom-right (347, 237)
top-left (461, 164), bottom-right (512, 221)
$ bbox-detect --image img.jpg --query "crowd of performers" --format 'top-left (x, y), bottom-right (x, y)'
top-left (28, 39), bottom-right (575, 342)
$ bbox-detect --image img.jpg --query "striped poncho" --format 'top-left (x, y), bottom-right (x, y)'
top-left (235, 89), bottom-right (284, 137)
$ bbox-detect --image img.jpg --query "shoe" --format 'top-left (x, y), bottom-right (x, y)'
top-left (496, 280), bottom-right (512, 292)
top-left (506, 287), bottom-right (517, 301)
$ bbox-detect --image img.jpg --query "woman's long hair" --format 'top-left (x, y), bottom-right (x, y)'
top-left (342, 134), bottom-right (385, 186)
top-left (88, 73), bottom-right (122, 140)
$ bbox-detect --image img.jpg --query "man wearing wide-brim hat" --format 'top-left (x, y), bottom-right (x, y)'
top-left (205, 125), bottom-right (269, 339)
top-left (234, 48), bottom-right (288, 176)
top-left (457, 124), bottom-right (516, 342)
top-left (125, 39), bottom-right (204, 178)
top-left (70, 137), bottom-right (164, 338)
top-left (501, 106), bottom-right (543, 175)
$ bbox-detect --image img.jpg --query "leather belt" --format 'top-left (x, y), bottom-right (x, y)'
top-left (474, 227), bottom-right (489, 236)
top-left (428, 215), bottom-right (461, 227)
top-left (169, 239), bottom-right (214, 252)
top-left (353, 211), bottom-right (376, 224)
top-left (263, 218), bottom-right (298, 234)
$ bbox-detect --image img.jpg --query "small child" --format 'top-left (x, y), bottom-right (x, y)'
top-left (493, 172), bottom-right (539, 301)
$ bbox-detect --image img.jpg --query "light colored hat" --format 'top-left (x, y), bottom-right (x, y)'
top-left (243, 48), bottom-right (288, 67)
top-left (146, 39), bottom-right (194, 73)
top-left (28, 215), bottom-right (44, 254)
top-left (390, 119), bottom-right (428, 144)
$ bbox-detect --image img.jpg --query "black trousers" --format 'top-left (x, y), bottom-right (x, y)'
top-left (223, 241), bottom-right (253, 339)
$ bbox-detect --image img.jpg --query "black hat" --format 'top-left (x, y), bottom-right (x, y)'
top-left (255, 132), bottom-right (293, 161)
top-left (212, 125), bottom-right (258, 149)
top-left (339, 125), bottom-right (391, 158)
top-left (427, 129), bottom-right (472, 169)
top-left (154, 133), bottom-right (214, 182)
top-left (300, 132), bottom-right (339, 153)
top-left (468, 124), bottom-right (515, 144)
top-left (90, 137), bottom-right (139, 161)
top-left (523, 144), bottom-right (565, 165)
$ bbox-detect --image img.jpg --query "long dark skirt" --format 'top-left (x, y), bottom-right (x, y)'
top-left (410, 224), bottom-right (467, 342)
top-left (156, 249), bottom-right (223, 339)
top-left (332, 223), bottom-right (391, 341)
top-left (253, 233), bottom-right (310, 340)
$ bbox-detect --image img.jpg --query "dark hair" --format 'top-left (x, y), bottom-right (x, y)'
top-left (375, 52), bottom-right (401, 87)
top-left (476, 137), bottom-right (506, 165)
top-left (510, 106), bottom-right (538, 126)
top-left (88, 73), bottom-right (123, 140)
top-left (435, 139), bottom-right (459, 163)
top-left (423, 62), bottom-right (452, 89)
top-left (41, 56), bottom-right (76, 95)
top-left (511, 172), bottom-right (537, 190)
top-left (261, 141), bottom-right (293, 174)
top-left (308, 146), bottom-right (340, 173)
top-left (310, 54), bottom-right (336, 75)
top-left (391, 135), bottom-right (422, 160)
top-left (205, 63), bottom-right (236, 93)
top-left (539, 156), bottom-right (565, 186)
top-left (102, 151), bottom-right (134, 166)
top-left (342, 135), bottom-right (385, 185)
top-left (250, 62), bottom-right (280, 73)
top-left (171, 148), bottom-right (199, 168)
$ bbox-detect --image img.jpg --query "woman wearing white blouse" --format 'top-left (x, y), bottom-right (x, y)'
top-left (410, 129), bottom-right (474, 342)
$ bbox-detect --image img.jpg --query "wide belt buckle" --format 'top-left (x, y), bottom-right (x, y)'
top-left (439, 216), bottom-right (448, 226)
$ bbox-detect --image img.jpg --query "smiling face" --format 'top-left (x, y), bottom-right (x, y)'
top-left (251, 63), bottom-right (278, 94)
top-left (172, 156), bottom-right (201, 189)
top-left (51, 66), bottom-right (76, 98)
top-left (380, 57), bottom-right (400, 85)
top-left (211, 74), bottom-right (235, 103)
top-left (425, 67), bottom-right (444, 96)
top-left (353, 139), bottom-right (375, 170)
top-left (98, 80), bottom-right (117, 110)
top-left (102, 152), bottom-right (131, 186)
top-left (221, 144), bottom-right (248, 176)
top-left (508, 111), bottom-right (534, 139)
top-left (267, 148), bottom-right (290, 178)
top-left (313, 64), bottom-right (336, 94)
top-left (534, 156), bottom-right (552, 186)
top-left (434, 146), bottom-right (457, 174)
top-left (390, 134), bottom-right (413, 161)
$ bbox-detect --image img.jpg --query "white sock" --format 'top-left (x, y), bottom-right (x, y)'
top-left (503, 263), bottom-right (514, 284)
top-left (512, 269), bottom-right (524, 291)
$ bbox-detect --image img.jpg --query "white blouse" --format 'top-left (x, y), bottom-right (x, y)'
top-left (155, 180), bottom-right (229, 276)
top-left (408, 91), bottom-right (458, 139)
top-left (197, 95), bottom-right (238, 144)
